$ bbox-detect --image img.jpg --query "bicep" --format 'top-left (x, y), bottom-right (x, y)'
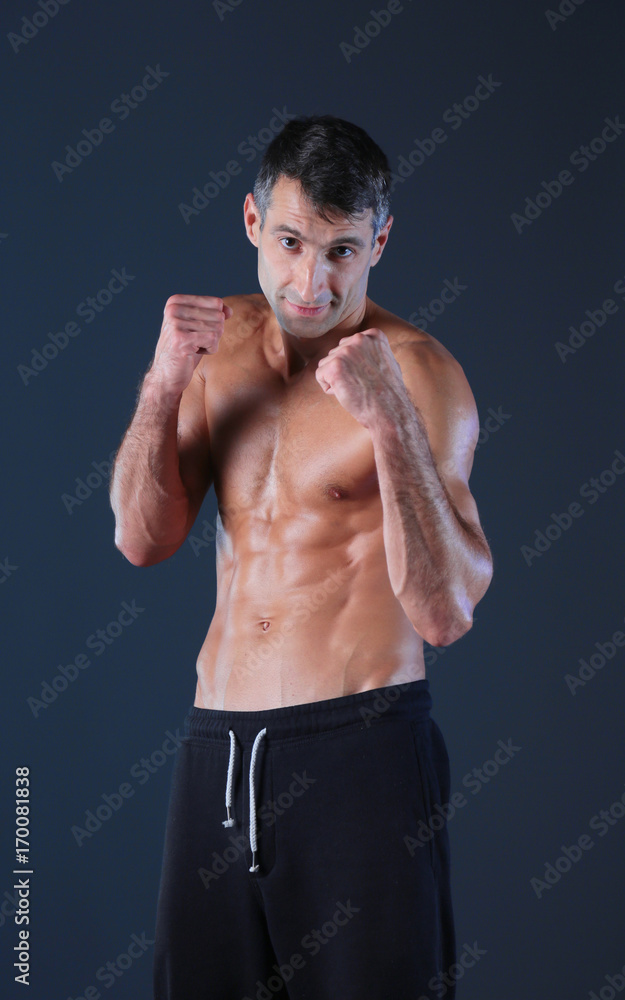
top-left (177, 364), bottom-right (213, 527)
top-left (400, 345), bottom-right (485, 539)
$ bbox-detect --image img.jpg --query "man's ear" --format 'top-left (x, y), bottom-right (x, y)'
top-left (371, 214), bottom-right (393, 267)
top-left (243, 193), bottom-right (260, 248)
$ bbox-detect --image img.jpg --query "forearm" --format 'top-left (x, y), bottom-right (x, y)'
top-left (109, 369), bottom-right (190, 565)
top-left (370, 391), bottom-right (492, 645)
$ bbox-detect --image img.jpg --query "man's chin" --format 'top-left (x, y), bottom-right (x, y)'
top-left (275, 301), bottom-right (336, 335)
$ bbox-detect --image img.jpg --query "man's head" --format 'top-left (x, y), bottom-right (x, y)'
top-left (244, 115), bottom-right (393, 338)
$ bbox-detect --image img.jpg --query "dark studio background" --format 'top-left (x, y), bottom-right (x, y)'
top-left (1, 0), bottom-right (624, 997)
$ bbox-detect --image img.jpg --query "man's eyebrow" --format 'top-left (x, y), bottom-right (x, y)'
top-left (269, 224), bottom-right (367, 250)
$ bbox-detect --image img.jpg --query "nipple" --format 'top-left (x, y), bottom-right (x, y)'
top-left (325, 484), bottom-right (348, 500)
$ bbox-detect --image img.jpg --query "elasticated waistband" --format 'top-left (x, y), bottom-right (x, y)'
top-left (184, 678), bottom-right (432, 746)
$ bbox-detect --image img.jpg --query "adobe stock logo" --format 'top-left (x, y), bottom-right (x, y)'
top-left (520, 449), bottom-right (625, 566)
top-left (555, 269), bottom-right (625, 363)
top-left (8, 0), bottom-right (71, 54)
top-left (564, 608), bottom-right (625, 695)
top-left (177, 106), bottom-right (297, 225)
top-left (212, 0), bottom-right (248, 18)
top-left (62, 451), bottom-right (117, 514)
top-left (66, 930), bottom-right (154, 998)
top-left (545, 0), bottom-right (590, 32)
top-left (587, 961), bottom-right (625, 1000)
top-left (0, 558), bottom-right (18, 585)
top-left (26, 600), bottom-right (146, 718)
top-left (510, 116), bottom-right (624, 233)
top-left (339, 2), bottom-right (413, 63)
top-left (404, 738), bottom-right (522, 854)
top-left (17, 267), bottom-right (136, 386)
top-left (70, 728), bottom-right (185, 847)
top-left (241, 901), bottom-right (361, 1000)
top-left (530, 781), bottom-right (625, 900)
top-left (51, 65), bottom-right (170, 182)
top-left (408, 277), bottom-right (468, 331)
top-left (389, 76), bottom-right (502, 189)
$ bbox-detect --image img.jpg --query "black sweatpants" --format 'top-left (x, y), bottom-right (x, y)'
top-left (153, 679), bottom-right (456, 999)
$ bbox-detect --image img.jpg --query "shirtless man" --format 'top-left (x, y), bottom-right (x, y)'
top-left (109, 115), bottom-right (493, 1000)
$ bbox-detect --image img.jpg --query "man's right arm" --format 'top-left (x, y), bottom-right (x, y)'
top-left (109, 293), bottom-right (232, 567)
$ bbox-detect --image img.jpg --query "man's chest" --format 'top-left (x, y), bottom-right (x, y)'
top-left (204, 362), bottom-right (380, 509)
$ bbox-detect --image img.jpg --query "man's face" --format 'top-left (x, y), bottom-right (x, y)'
top-left (244, 175), bottom-right (392, 338)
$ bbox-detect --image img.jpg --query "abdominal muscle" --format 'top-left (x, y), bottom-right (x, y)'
top-left (193, 511), bottom-right (427, 711)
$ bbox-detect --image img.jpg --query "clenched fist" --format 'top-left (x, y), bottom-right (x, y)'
top-left (150, 294), bottom-right (233, 397)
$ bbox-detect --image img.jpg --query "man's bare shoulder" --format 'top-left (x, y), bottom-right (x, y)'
top-left (370, 301), bottom-right (462, 372)
top-left (193, 293), bottom-right (269, 384)
top-left (221, 293), bottom-right (270, 351)
top-left (222, 292), bottom-right (269, 319)
top-left (372, 301), bottom-right (478, 435)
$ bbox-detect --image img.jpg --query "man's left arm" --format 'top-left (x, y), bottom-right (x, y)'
top-left (315, 329), bottom-right (494, 647)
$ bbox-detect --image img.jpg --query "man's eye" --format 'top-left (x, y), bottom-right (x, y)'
top-left (332, 246), bottom-right (353, 258)
top-left (279, 237), bottom-right (298, 249)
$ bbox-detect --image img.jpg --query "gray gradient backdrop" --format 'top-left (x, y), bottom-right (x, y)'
top-left (2, 0), bottom-right (624, 997)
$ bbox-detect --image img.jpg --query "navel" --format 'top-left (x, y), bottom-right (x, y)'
top-left (259, 620), bottom-right (271, 631)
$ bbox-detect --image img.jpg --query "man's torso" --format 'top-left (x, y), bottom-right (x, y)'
top-left (193, 293), bottom-right (455, 710)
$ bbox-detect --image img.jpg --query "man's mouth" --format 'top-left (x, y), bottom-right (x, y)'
top-left (285, 300), bottom-right (330, 316)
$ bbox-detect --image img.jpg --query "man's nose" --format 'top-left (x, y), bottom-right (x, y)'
top-left (292, 254), bottom-right (328, 305)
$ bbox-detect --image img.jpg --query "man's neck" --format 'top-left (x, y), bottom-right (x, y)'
top-left (272, 295), bottom-right (373, 380)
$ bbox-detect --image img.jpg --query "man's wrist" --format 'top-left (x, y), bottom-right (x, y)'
top-left (141, 367), bottom-right (183, 413)
top-left (365, 383), bottom-right (414, 440)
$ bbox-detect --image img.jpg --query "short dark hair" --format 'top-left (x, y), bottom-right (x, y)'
top-left (253, 115), bottom-right (391, 248)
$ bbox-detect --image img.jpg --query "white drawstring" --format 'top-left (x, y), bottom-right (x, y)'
top-left (248, 729), bottom-right (267, 872)
top-left (221, 730), bottom-right (237, 828)
top-left (221, 727), bottom-right (267, 873)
